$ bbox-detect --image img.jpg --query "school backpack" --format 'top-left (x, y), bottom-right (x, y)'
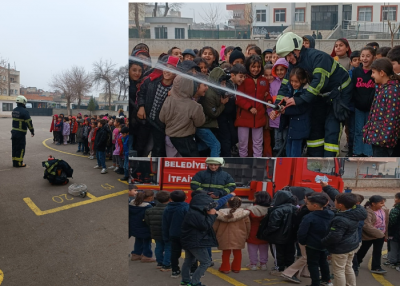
top-left (256, 207), bottom-right (273, 241)
top-left (42, 159), bottom-right (73, 185)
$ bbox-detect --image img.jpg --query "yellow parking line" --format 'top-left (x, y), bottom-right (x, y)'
top-left (42, 138), bottom-right (87, 158)
top-left (369, 250), bottom-right (394, 286)
top-left (0, 269), bottom-right (3, 285)
top-left (207, 268), bottom-right (247, 286)
top-left (23, 190), bottom-right (128, 216)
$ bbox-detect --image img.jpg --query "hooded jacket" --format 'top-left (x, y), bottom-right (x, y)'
top-left (62, 121), bottom-right (70, 136)
top-left (76, 119), bottom-right (84, 143)
top-left (199, 67), bottom-right (226, 129)
top-left (162, 201), bottom-right (189, 241)
top-left (388, 203), bottom-right (400, 242)
top-left (159, 75), bottom-right (206, 138)
top-left (303, 35), bottom-right (316, 49)
top-left (190, 167), bottom-right (236, 198)
top-left (322, 205), bottom-right (368, 254)
top-left (262, 190), bottom-right (298, 244)
top-left (50, 115), bottom-right (59, 132)
top-left (181, 193), bottom-right (218, 249)
top-left (144, 202), bottom-right (168, 241)
top-left (129, 201), bottom-right (152, 238)
top-left (94, 125), bottom-right (108, 152)
top-left (213, 208), bottom-right (251, 250)
top-left (70, 117), bottom-right (78, 134)
top-left (246, 205), bottom-right (269, 245)
top-left (298, 209), bottom-right (334, 250)
top-left (362, 206), bottom-right (389, 241)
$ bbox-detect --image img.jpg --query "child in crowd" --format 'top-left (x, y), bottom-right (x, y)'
top-left (213, 197), bottom-right (250, 274)
top-left (112, 119), bottom-right (123, 173)
top-left (298, 193), bottom-right (333, 286)
top-left (121, 126), bottom-right (130, 180)
top-left (363, 58), bottom-right (400, 157)
top-left (352, 46), bottom-right (376, 157)
top-left (145, 191), bottom-right (171, 271)
top-left (376, 47), bottom-right (391, 58)
top-left (76, 119), bottom-right (84, 152)
top-left (94, 119), bottom-right (109, 174)
top-left (271, 49), bottom-right (280, 65)
top-left (162, 190), bottom-right (189, 278)
top-left (387, 46), bottom-right (400, 75)
top-left (159, 75), bottom-right (207, 157)
top-left (228, 48), bottom-right (245, 66)
top-left (88, 121), bottom-right (98, 160)
top-left (82, 118), bottom-right (91, 155)
top-left (349, 51), bottom-right (361, 78)
top-left (322, 193), bottom-right (367, 286)
top-left (199, 46), bottom-right (219, 72)
top-left (62, 117), bottom-right (70, 145)
top-left (70, 116), bottom-right (78, 144)
top-left (262, 49), bottom-right (273, 65)
top-left (50, 115), bottom-right (59, 144)
top-left (386, 193), bottom-right (400, 269)
top-left (235, 55), bottom-right (271, 157)
top-left (193, 57), bottom-right (209, 75)
top-left (129, 190), bottom-right (156, 263)
top-left (246, 191), bottom-right (271, 271)
top-left (223, 46), bottom-right (235, 65)
top-left (356, 195), bottom-right (389, 274)
top-left (331, 38), bottom-right (352, 70)
top-left (351, 194), bottom-right (365, 276)
top-left (182, 49), bottom-right (196, 61)
top-left (167, 46), bottom-right (182, 61)
top-left (247, 46), bottom-right (262, 57)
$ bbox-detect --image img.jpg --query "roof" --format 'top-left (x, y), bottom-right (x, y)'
top-left (24, 94), bottom-right (53, 101)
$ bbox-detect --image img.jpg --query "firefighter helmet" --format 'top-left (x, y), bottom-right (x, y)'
top-left (16, 95), bottom-right (28, 105)
top-left (276, 32), bottom-right (304, 57)
top-left (205, 157), bottom-right (225, 166)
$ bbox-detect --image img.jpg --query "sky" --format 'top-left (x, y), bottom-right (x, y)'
top-left (0, 0), bottom-right (127, 96)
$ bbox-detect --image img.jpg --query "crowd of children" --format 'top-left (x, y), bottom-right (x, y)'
top-left (131, 38), bottom-right (400, 158)
top-left (50, 113), bottom-right (130, 179)
top-left (129, 180), bottom-right (400, 286)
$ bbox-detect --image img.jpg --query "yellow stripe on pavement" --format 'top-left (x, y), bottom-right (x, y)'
top-left (0, 269), bottom-right (3, 285)
top-left (42, 138), bottom-right (87, 158)
top-left (369, 250), bottom-right (394, 286)
top-left (207, 268), bottom-right (247, 286)
top-left (23, 190), bottom-right (128, 216)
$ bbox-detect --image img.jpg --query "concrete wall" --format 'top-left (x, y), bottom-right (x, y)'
top-left (130, 39), bottom-right (400, 57)
top-left (343, 178), bottom-right (400, 188)
top-left (52, 109), bottom-right (122, 117)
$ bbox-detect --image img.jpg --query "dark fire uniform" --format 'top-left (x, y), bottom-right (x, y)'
top-left (11, 104), bottom-right (34, 167)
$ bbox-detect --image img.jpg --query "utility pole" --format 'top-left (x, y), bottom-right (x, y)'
top-left (8, 63), bottom-right (10, 96)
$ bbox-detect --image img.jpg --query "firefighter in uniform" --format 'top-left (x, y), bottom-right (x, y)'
top-left (11, 95), bottom-right (34, 167)
top-left (275, 32), bottom-right (352, 157)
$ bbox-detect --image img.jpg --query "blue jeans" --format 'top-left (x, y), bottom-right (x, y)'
top-left (155, 240), bottom-right (171, 266)
top-left (196, 128), bottom-right (220, 157)
top-left (96, 151), bottom-right (106, 169)
top-left (181, 247), bottom-right (211, 285)
top-left (77, 142), bottom-right (84, 151)
top-left (354, 108), bottom-right (372, 156)
top-left (132, 237), bottom-right (152, 258)
top-left (286, 138), bottom-right (303, 157)
top-left (124, 154), bottom-right (129, 177)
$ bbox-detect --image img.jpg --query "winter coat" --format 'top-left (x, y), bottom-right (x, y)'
top-left (267, 77), bottom-right (283, 129)
top-left (298, 209), bottom-right (334, 251)
top-left (219, 79), bottom-right (237, 121)
top-left (181, 193), bottom-right (218, 250)
top-left (235, 76), bottom-right (271, 128)
top-left (279, 84), bottom-right (311, 140)
top-left (70, 117), bottom-right (78, 134)
top-left (322, 185), bottom-right (340, 207)
top-left (190, 167), bottom-right (236, 198)
top-left (388, 203), bottom-right (400, 242)
top-left (362, 206), bottom-right (389, 241)
top-left (162, 201), bottom-right (189, 241)
top-left (94, 126), bottom-right (108, 152)
top-left (122, 136), bottom-right (129, 157)
top-left (198, 67), bottom-right (226, 129)
top-left (50, 115), bottom-right (59, 132)
top-left (363, 80), bottom-right (400, 148)
top-left (62, 122), bottom-right (70, 136)
top-left (277, 47), bottom-right (352, 107)
top-left (321, 205), bottom-right (368, 254)
top-left (112, 128), bottom-right (119, 144)
top-left (159, 75), bottom-right (206, 138)
top-left (144, 203), bottom-right (168, 241)
top-left (89, 127), bottom-right (98, 151)
top-left (262, 190), bottom-right (298, 244)
top-left (113, 132), bottom-right (123, 156)
top-left (293, 205), bottom-right (311, 236)
top-left (76, 120), bottom-right (84, 143)
top-left (82, 124), bottom-right (90, 140)
top-left (129, 202), bottom-right (152, 238)
top-left (303, 35), bottom-right (316, 49)
top-left (351, 67), bottom-right (375, 112)
top-left (213, 208), bottom-right (251, 250)
top-left (246, 205), bottom-right (269, 245)
top-left (55, 120), bottom-right (63, 133)
top-left (104, 124), bottom-right (113, 147)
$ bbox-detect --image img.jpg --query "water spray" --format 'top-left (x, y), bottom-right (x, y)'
top-left (129, 56), bottom-right (285, 112)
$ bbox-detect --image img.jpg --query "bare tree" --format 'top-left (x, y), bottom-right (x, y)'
top-left (50, 70), bottom-right (75, 116)
top-left (115, 65), bottom-right (129, 101)
top-left (153, 2), bottom-right (158, 17)
top-left (383, 3), bottom-right (400, 47)
top-left (163, 3), bottom-right (183, 17)
top-left (92, 59), bottom-right (116, 111)
top-left (129, 3), bottom-right (146, 38)
top-left (244, 3), bottom-right (255, 38)
top-left (201, 4), bottom-right (222, 29)
top-left (0, 57), bottom-right (8, 93)
top-left (70, 66), bottom-right (92, 109)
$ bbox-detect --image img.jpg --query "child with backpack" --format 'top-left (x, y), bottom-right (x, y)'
top-left (213, 197), bottom-right (250, 274)
top-left (129, 190), bottom-right (156, 263)
top-left (246, 191), bottom-right (271, 271)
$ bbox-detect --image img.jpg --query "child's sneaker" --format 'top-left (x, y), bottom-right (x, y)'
top-left (114, 167), bottom-right (119, 172)
top-left (140, 256), bottom-right (156, 263)
top-left (89, 156), bottom-right (94, 160)
top-left (260, 264), bottom-right (267, 271)
top-left (108, 165), bottom-right (116, 169)
top-left (320, 282), bottom-right (333, 286)
top-left (171, 270), bottom-right (181, 278)
top-left (383, 254), bottom-right (388, 260)
top-left (180, 281), bottom-right (190, 286)
top-left (101, 168), bottom-right (108, 174)
top-left (160, 265), bottom-right (172, 271)
top-left (121, 177), bottom-right (129, 181)
top-left (371, 268), bottom-right (387, 274)
top-left (247, 264), bottom-right (257, 271)
top-left (270, 270), bottom-right (283, 276)
top-left (396, 266), bottom-right (400, 272)
top-left (94, 165), bottom-right (101, 169)
top-left (156, 263), bottom-right (163, 269)
top-left (130, 254), bottom-right (142, 261)
top-left (281, 273), bottom-right (301, 284)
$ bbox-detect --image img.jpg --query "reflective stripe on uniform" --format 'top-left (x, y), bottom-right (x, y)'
top-left (12, 127), bottom-right (27, 132)
top-left (224, 188), bottom-right (231, 194)
top-left (276, 95), bottom-right (285, 101)
top-left (324, 143), bottom-right (339, 152)
top-left (307, 85), bottom-right (319, 96)
top-left (282, 79), bottom-right (288, 84)
top-left (341, 77), bottom-right (351, 90)
top-left (12, 149), bottom-right (24, 164)
top-left (26, 118), bottom-right (33, 130)
top-left (307, 139), bottom-right (324, 147)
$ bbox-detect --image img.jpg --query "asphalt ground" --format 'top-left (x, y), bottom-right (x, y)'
top-left (129, 196), bottom-right (399, 286)
top-left (0, 116), bottom-right (127, 286)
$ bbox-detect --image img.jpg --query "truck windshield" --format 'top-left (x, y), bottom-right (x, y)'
top-left (307, 158), bottom-right (336, 175)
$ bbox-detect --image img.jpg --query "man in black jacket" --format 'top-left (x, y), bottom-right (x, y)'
top-left (94, 119), bottom-right (109, 174)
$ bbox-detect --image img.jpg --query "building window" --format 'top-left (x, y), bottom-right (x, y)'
top-left (10, 77), bottom-right (15, 83)
top-left (2, 103), bottom-right (13, 111)
top-left (382, 6), bottom-right (397, 21)
top-left (2, 89), bottom-right (6, 95)
top-left (295, 8), bottom-right (305, 22)
top-left (274, 9), bottom-right (286, 22)
top-left (175, 28), bottom-right (185, 39)
top-left (155, 27), bottom-right (167, 39)
top-left (358, 6), bottom-right (372, 22)
top-left (256, 10), bottom-right (266, 22)
top-left (15, 90), bottom-right (17, 95)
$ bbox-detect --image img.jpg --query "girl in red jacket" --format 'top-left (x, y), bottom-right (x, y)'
top-left (235, 55), bottom-right (272, 157)
top-left (69, 116), bottom-right (78, 145)
top-left (50, 115), bottom-right (59, 143)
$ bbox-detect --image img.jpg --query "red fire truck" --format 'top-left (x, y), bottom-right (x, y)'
top-left (130, 158), bottom-right (345, 202)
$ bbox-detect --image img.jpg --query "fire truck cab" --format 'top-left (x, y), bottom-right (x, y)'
top-left (131, 158), bottom-right (345, 202)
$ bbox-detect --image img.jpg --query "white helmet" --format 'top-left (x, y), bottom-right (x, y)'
top-left (276, 32), bottom-right (304, 57)
top-left (205, 157), bottom-right (225, 166)
top-left (16, 95), bottom-right (28, 105)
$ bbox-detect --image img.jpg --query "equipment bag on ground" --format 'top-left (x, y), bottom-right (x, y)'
top-left (42, 159), bottom-right (73, 185)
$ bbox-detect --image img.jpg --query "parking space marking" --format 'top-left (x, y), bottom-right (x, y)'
top-left (23, 189), bottom-right (128, 216)
top-left (42, 138), bottom-right (87, 158)
top-left (254, 278), bottom-right (288, 285)
top-left (0, 269), bottom-right (3, 285)
top-left (369, 250), bottom-right (394, 286)
top-left (206, 268), bottom-right (247, 286)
